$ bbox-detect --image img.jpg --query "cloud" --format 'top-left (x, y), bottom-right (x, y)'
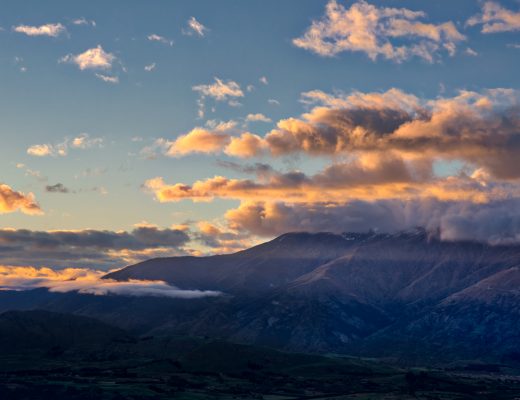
top-left (183, 16), bottom-right (208, 37)
top-left (27, 144), bottom-right (58, 157)
top-left (293, 0), bottom-right (465, 62)
top-left (144, 155), bottom-right (517, 205)
top-left (70, 133), bottom-right (103, 149)
top-left (166, 128), bottom-right (233, 156)
top-left (194, 221), bottom-right (254, 254)
top-left (189, 88), bottom-right (520, 180)
top-left (193, 78), bottom-right (244, 101)
top-left (467, 2), bottom-right (520, 33)
top-left (72, 17), bottom-right (96, 27)
top-left (465, 47), bottom-right (478, 56)
top-left (95, 73), bottom-right (119, 84)
top-left (142, 121), bottom-right (240, 158)
top-left (224, 197), bottom-right (520, 244)
top-left (192, 77), bottom-right (244, 117)
top-left (13, 23), bottom-right (66, 37)
top-left (246, 113), bottom-right (272, 123)
top-left (139, 86), bottom-right (520, 247)
top-left (259, 76), bottom-right (268, 85)
top-left (225, 133), bottom-right (267, 158)
top-left (139, 138), bottom-right (172, 160)
top-left (27, 134), bottom-right (103, 157)
top-left (60, 45), bottom-right (115, 70)
top-left (16, 164), bottom-right (47, 182)
top-left (147, 33), bottom-right (174, 46)
top-left (0, 184), bottom-right (42, 215)
top-left (144, 62), bottom-right (156, 72)
top-left (0, 266), bottom-right (221, 298)
top-left (216, 160), bottom-right (274, 177)
top-left (0, 226), bottom-right (191, 270)
top-left (45, 183), bottom-right (69, 193)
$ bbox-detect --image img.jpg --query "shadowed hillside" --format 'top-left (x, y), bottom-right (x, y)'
top-left (2, 310), bottom-right (520, 400)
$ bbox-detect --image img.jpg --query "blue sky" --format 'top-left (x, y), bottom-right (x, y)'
top-left (1, 0), bottom-right (520, 269)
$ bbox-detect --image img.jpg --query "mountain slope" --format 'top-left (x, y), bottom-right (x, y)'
top-left (103, 229), bottom-right (520, 359)
top-left (3, 230), bottom-right (520, 362)
top-left (105, 231), bottom-right (369, 293)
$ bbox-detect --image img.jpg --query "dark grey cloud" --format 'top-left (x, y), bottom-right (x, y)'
top-left (45, 183), bottom-right (70, 193)
top-left (216, 160), bottom-right (275, 177)
top-left (0, 227), bottom-right (190, 270)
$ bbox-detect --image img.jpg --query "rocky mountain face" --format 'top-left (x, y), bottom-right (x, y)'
top-left (3, 229), bottom-right (520, 363)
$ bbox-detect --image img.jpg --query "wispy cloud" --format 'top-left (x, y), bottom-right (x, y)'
top-left (245, 113), bottom-right (272, 123)
top-left (147, 33), bottom-right (174, 46)
top-left (95, 73), bottom-right (119, 84)
top-left (16, 164), bottom-right (47, 182)
top-left (293, 0), bottom-right (465, 62)
top-left (467, 2), bottom-right (520, 33)
top-left (192, 78), bottom-right (244, 117)
top-left (27, 134), bottom-right (103, 157)
top-left (465, 47), bottom-right (478, 56)
top-left (72, 17), bottom-right (96, 27)
top-left (144, 62), bottom-right (156, 72)
top-left (71, 133), bottom-right (104, 149)
top-left (193, 78), bottom-right (244, 101)
top-left (13, 23), bottom-right (66, 37)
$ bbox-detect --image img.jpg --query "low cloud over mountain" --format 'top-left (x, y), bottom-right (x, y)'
top-left (0, 265), bottom-right (221, 298)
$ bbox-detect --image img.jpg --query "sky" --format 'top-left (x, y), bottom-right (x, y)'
top-left (1, 0), bottom-right (520, 272)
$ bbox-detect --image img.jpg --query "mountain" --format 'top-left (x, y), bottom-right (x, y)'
top-left (2, 229), bottom-right (520, 364)
top-left (105, 231), bottom-right (365, 293)
top-left (105, 229), bottom-right (520, 360)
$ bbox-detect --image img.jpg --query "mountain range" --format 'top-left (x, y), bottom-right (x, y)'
top-left (3, 228), bottom-right (520, 364)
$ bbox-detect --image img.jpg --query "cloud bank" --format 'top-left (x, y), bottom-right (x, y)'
top-left (0, 226), bottom-right (190, 269)
top-left (141, 86), bottom-right (520, 246)
top-left (155, 88), bottom-right (520, 180)
top-left (224, 198), bottom-right (520, 245)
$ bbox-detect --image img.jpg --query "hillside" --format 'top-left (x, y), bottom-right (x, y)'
top-left (2, 310), bottom-right (520, 399)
